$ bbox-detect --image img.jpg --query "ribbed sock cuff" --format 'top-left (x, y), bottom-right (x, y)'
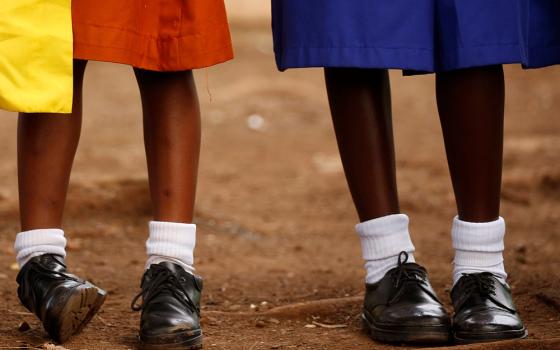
top-left (356, 214), bottom-right (415, 261)
top-left (14, 229), bottom-right (66, 267)
top-left (452, 216), bottom-right (505, 251)
top-left (452, 216), bottom-right (507, 284)
top-left (146, 221), bottom-right (196, 270)
top-left (452, 216), bottom-right (505, 266)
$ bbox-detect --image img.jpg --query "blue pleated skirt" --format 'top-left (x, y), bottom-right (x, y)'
top-left (272, 0), bottom-right (560, 72)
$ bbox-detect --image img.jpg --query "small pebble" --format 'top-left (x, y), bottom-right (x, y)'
top-left (228, 304), bottom-right (241, 311)
top-left (247, 114), bottom-right (265, 131)
top-left (18, 321), bottom-right (31, 332)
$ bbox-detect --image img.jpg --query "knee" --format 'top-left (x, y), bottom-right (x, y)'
top-left (325, 67), bottom-right (388, 84)
top-left (134, 68), bottom-right (192, 82)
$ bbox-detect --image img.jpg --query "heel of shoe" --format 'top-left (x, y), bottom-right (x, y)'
top-left (46, 284), bottom-right (107, 343)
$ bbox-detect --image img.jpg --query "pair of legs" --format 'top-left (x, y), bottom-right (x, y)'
top-left (18, 59), bottom-right (200, 230)
top-left (325, 66), bottom-right (504, 223)
top-left (325, 67), bottom-right (526, 345)
top-left (15, 60), bottom-right (205, 346)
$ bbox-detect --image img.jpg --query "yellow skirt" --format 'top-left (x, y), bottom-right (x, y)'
top-left (0, 0), bottom-right (73, 113)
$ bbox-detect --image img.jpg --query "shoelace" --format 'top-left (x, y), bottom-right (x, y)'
top-left (131, 265), bottom-right (200, 315)
top-left (460, 272), bottom-right (497, 298)
top-left (390, 251), bottom-right (428, 289)
top-left (21, 255), bottom-right (80, 286)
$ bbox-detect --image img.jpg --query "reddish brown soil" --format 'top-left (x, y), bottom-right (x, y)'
top-left (0, 26), bottom-right (559, 350)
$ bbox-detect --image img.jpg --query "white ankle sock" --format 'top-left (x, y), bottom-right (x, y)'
top-left (146, 221), bottom-right (196, 274)
top-left (356, 214), bottom-right (416, 284)
top-left (14, 229), bottom-right (67, 267)
top-left (452, 216), bottom-right (507, 286)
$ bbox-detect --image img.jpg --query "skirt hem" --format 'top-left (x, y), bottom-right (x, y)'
top-left (74, 43), bottom-right (234, 71)
top-left (73, 20), bottom-right (234, 71)
top-left (522, 46), bottom-right (560, 69)
top-left (275, 44), bottom-right (528, 72)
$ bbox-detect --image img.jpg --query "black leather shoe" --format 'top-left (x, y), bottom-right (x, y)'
top-left (16, 254), bottom-right (106, 343)
top-left (451, 272), bottom-right (527, 344)
top-left (132, 262), bottom-right (203, 350)
top-left (362, 252), bottom-right (451, 344)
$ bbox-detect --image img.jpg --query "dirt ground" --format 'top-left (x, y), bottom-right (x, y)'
top-left (0, 25), bottom-right (559, 350)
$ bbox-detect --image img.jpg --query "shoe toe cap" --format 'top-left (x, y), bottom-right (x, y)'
top-left (140, 303), bottom-right (200, 338)
top-left (379, 302), bottom-right (451, 327)
top-left (455, 308), bottom-right (524, 333)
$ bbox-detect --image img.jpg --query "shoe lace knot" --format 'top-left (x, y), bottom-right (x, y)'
top-left (461, 272), bottom-right (497, 298)
top-left (131, 265), bottom-right (199, 315)
top-left (24, 255), bottom-right (80, 284)
top-left (390, 251), bottom-right (427, 288)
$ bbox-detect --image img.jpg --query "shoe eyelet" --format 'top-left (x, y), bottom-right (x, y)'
top-left (180, 277), bottom-right (186, 283)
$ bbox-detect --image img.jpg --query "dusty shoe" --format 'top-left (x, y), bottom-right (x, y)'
top-left (451, 272), bottom-right (527, 344)
top-left (132, 262), bottom-right (203, 350)
top-left (362, 252), bottom-right (451, 344)
top-left (16, 254), bottom-right (106, 343)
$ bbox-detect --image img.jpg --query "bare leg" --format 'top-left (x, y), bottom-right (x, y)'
top-left (134, 69), bottom-right (201, 223)
top-left (436, 65), bottom-right (504, 222)
top-left (438, 66), bottom-right (528, 344)
top-left (324, 68), bottom-right (399, 222)
top-left (328, 71), bottom-right (451, 346)
top-left (18, 60), bottom-right (87, 230)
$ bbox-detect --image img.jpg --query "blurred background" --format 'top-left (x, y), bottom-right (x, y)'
top-left (0, 1), bottom-right (559, 349)
top-left (226, 0), bottom-right (270, 25)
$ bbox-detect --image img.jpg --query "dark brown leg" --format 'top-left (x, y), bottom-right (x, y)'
top-left (436, 65), bottom-right (505, 222)
top-left (325, 68), bottom-right (399, 221)
top-left (18, 60), bottom-right (87, 230)
top-left (134, 69), bottom-right (201, 223)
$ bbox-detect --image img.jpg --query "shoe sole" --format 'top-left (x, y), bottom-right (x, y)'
top-left (140, 330), bottom-right (203, 350)
top-left (48, 284), bottom-right (107, 343)
top-left (362, 313), bottom-right (451, 345)
top-left (454, 328), bottom-right (528, 344)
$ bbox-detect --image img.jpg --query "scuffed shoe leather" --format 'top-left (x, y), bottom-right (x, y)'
top-left (17, 254), bottom-right (106, 343)
top-left (132, 262), bottom-right (203, 350)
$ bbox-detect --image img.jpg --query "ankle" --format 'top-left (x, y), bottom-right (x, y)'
top-left (451, 216), bottom-right (507, 286)
top-left (356, 214), bottom-right (416, 284)
top-left (146, 221), bottom-right (196, 273)
top-left (14, 229), bottom-right (66, 268)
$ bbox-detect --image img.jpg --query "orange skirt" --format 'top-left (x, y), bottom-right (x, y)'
top-left (72, 0), bottom-right (233, 71)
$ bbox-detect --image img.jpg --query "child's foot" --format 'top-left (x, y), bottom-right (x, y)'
top-left (132, 262), bottom-right (203, 350)
top-left (451, 272), bottom-right (527, 344)
top-left (362, 252), bottom-right (451, 345)
top-left (16, 254), bottom-right (106, 343)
